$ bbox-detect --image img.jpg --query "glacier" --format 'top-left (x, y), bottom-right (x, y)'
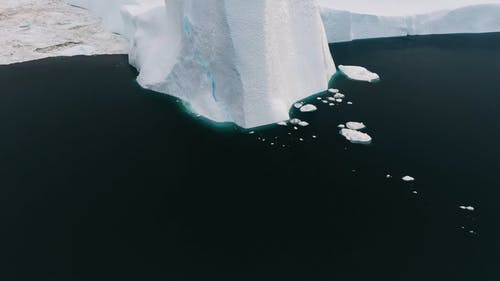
top-left (320, 2), bottom-right (500, 42)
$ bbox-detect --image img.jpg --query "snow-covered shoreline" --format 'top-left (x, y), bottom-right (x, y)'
top-left (0, 0), bottom-right (127, 65)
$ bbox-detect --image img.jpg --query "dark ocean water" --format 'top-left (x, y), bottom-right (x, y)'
top-left (0, 32), bottom-right (499, 281)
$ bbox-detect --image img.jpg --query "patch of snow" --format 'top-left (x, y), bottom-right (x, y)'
top-left (339, 128), bottom-right (372, 144)
top-left (339, 65), bottom-right (380, 82)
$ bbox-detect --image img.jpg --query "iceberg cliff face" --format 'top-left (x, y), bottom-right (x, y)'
top-left (67, 0), bottom-right (335, 128)
top-left (85, 0), bottom-right (336, 128)
top-left (321, 4), bottom-right (500, 42)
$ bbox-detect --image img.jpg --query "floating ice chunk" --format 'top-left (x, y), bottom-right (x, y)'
top-left (386, 174), bottom-right (392, 178)
top-left (322, 100), bottom-right (329, 104)
top-left (336, 99), bottom-right (343, 103)
top-left (347, 101), bottom-right (353, 105)
top-left (294, 102), bottom-right (304, 109)
top-left (460, 206), bottom-right (475, 211)
top-left (300, 104), bottom-right (318, 113)
top-left (277, 121), bottom-right (288, 126)
top-left (316, 97), bottom-right (323, 100)
top-left (339, 65), bottom-right (380, 83)
top-left (290, 118), bottom-right (302, 125)
top-left (346, 121), bottom-right (366, 130)
top-left (339, 128), bottom-right (372, 144)
top-left (298, 121), bottom-right (310, 127)
top-left (329, 103), bottom-right (335, 106)
top-left (333, 93), bottom-right (345, 99)
top-left (402, 176), bottom-right (415, 182)
top-left (338, 124), bottom-right (345, 128)
top-left (328, 88), bottom-right (340, 93)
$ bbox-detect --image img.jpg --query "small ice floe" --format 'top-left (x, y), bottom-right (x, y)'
top-left (328, 88), bottom-right (340, 94)
top-left (412, 191), bottom-right (418, 194)
top-left (300, 104), bottom-right (317, 113)
top-left (290, 118), bottom-right (309, 127)
top-left (338, 124), bottom-right (346, 129)
top-left (402, 176), bottom-right (415, 182)
top-left (347, 101), bottom-right (353, 105)
top-left (294, 126), bottom-right (299, 130)
top-left (322, 100), bottom-right (329, 104)
top-left (327, 97), bottom-right (336, 101)
top-left (336, 99), bottom-right (343, 103)
top-left (312, 135), bottom-right (317, 139)
top-left (294, 102), bottom-right (304, 109)
top-left (339, 129), bottom-right (372, 144)
top-left (346, 122), bottom-right (366, 130)
top-left (386, 174), bottom-right (392, 178)
top-left (316, 97), bottom-right (322, 100)
top-left (298, 121), bottom-right (309, 127)
top-left (277, 121), bottom-right (287, 126)
top-left (333, 93), bottom-right (345, 99)
top-left (299, 138), bottom-right (304, 142)
top-left (249, 131), bottom-right (255, 134)
top-left (460, 206), bottom-right (475, 211)
top-left (329, 103), bottom-right (335, 106)
top-left (338, 65), bottom-right (380, 83)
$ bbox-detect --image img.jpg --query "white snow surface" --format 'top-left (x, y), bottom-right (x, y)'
top-left (0, 0), bottom-right (127, 65)
top-left (339, 65), bottom-right (380, 82)
top-left (320, 3), bottom-right (500, 42)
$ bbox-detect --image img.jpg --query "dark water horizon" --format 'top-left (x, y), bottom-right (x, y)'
top-left (0, 32), bottom-right (499, 280)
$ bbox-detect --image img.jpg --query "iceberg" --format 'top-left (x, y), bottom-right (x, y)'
top-left (68, 0), bottom-right (336, 128)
